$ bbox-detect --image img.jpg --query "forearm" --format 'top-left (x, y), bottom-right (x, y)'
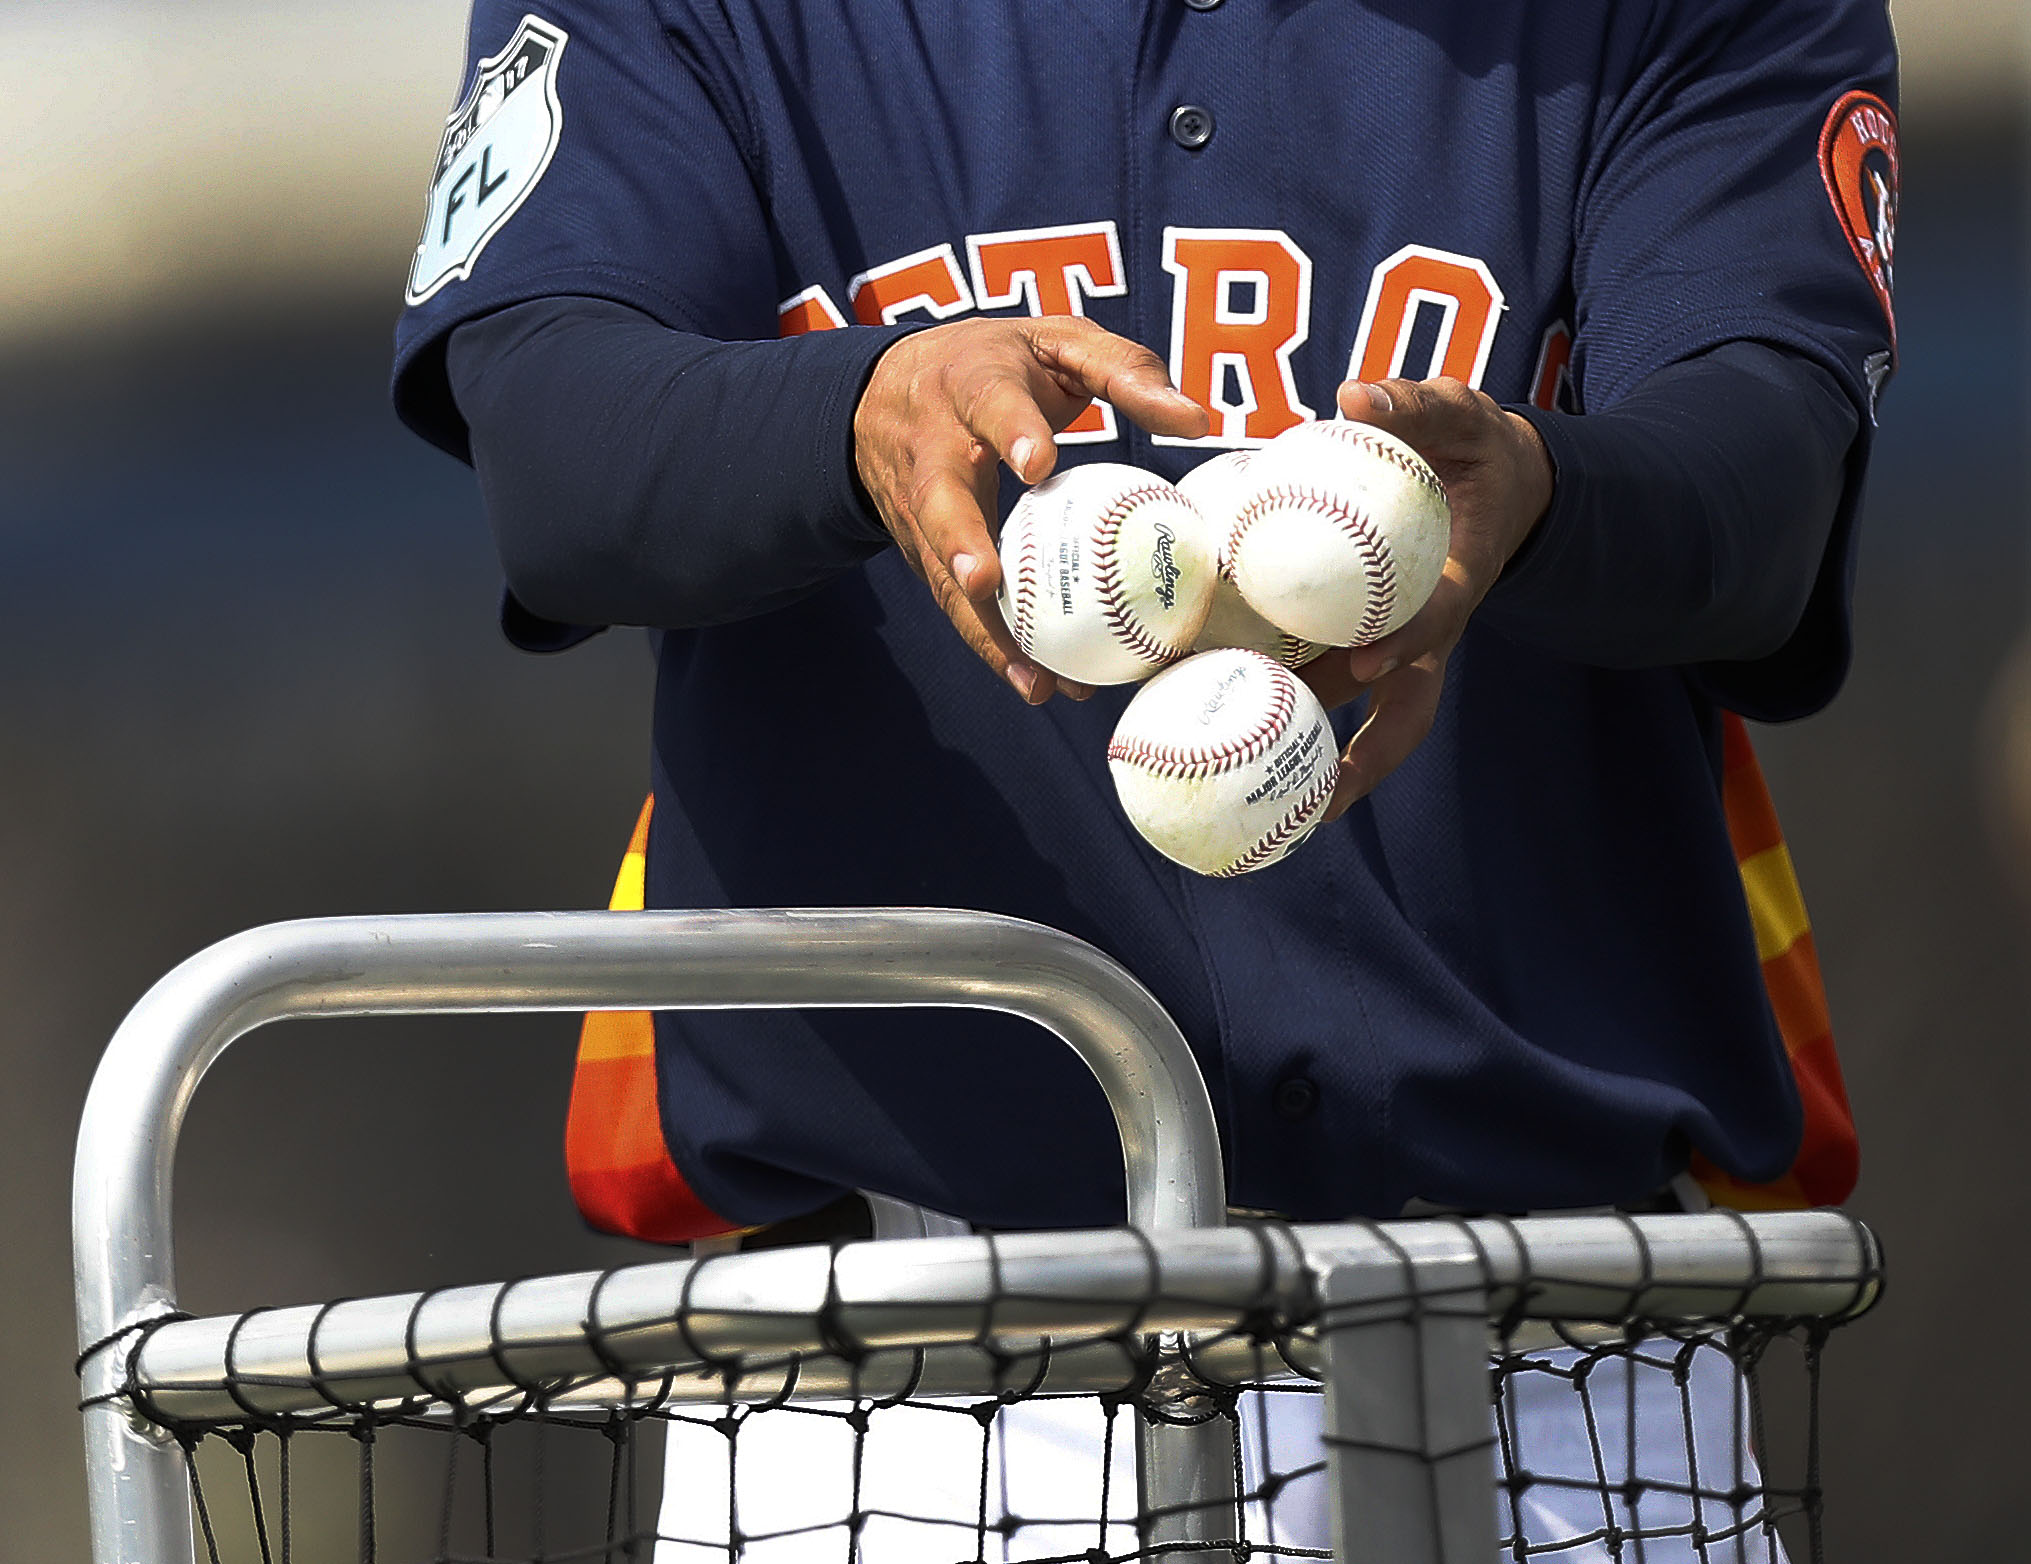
top-left (1481, 341), bottom-right (1860, 668)
top-left (447, 296), bottom-right (914, 631)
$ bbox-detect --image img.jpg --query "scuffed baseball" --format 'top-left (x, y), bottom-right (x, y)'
top-left (1180, 450), bottom-right (1327, 669)
top-left (1108, 648), bottom-right (1340, 878)
top-left (1228, 420), bottom-right (1450, 648)
top-left (996, 463), bottom-right (1215, 686)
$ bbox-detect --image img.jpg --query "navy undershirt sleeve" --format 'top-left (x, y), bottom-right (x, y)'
top-left (450, 297), bottom-right (1857, 688)
top-left (1486, 339), bottom-right (1859, 681)
top-left (446, 296), bottom-right (916, 643)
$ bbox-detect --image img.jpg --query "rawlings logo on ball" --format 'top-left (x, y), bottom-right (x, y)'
top-left (1150, 522), bottom-right (1183, 610)
top-left (995, 464), bottom-right (1216, 686)
top-left (1199, 664), bottom-right (1248, 723)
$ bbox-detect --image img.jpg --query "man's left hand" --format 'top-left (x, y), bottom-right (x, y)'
top-left (1301, 377), bottom-right (1554, 819)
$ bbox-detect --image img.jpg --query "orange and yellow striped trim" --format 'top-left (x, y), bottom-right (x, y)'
top-left (1691, 713), bottom-right (1859, 1210)
top-left (567, 714), bottom-right (1859, 1241)
top-left (563, 797), bottom-right (746, 1243)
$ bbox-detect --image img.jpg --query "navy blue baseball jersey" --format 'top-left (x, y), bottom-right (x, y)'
top-left (394, 1), bottom-right (1896, 1231)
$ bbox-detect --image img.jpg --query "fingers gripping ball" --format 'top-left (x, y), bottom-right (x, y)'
top-left (996, 464), bottom-right (1215, 686)
top-left (1228, 421), bottom-right (1450, 648)
top-left (1108, 649), bottom-right (1339, 877)
top-left (1180, 451), bottom-right (1327, 669)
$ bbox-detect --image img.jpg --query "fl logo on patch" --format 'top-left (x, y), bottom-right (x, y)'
top-left (407, 15), bottom-right (568, 306)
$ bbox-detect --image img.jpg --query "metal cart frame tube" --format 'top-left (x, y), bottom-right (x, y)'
top-left (73, 909), bottom-right (1228, 1564)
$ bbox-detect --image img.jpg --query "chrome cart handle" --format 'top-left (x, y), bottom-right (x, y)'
top-left (75, 908), bottom-right (1225, 1357)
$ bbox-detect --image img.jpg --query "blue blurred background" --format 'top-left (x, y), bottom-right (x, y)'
top-left (2, 3), bottom-right (2025, 1559)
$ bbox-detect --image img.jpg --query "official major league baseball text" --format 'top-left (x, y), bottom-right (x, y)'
top-left (1108, 648), bottom-right (1339, 877)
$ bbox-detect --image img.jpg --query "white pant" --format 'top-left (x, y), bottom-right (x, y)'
top-left (654, 1336), bottom-right (1789, 1564)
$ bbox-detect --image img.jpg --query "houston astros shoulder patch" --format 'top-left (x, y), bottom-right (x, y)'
top-left (1818, 90), bottom-right (1898, 343)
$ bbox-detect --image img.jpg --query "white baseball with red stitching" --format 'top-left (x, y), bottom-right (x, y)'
top-left (1227, 420), bottom-right (1450, 648)
top-left (1179, 450), bottom-right (1327, 669)
top-left (1108, 648), bottom-right (1339, 878)
top-left (995, 463), bottom-right (1215, 686)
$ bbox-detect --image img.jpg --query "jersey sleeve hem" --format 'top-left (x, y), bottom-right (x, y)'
top-left (392, 264), bottom-right (752, 463)
top-left (1583, 309), bottom-right (1884, 429)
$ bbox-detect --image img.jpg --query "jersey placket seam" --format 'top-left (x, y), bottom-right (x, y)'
top-left (1122, 0), bottom-right (1161, 473)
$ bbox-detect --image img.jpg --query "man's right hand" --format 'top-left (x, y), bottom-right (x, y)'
top-left (853, 317), bottom-right (1209, 704)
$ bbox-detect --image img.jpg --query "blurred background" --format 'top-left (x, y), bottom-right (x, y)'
top-left (2, 1), bottom-right (2024, 1559)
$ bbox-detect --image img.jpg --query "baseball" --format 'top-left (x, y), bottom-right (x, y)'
top-left (995, 463), bottom-right (1215, 686)
top-left (1227, 420), bottom-right (1450, 648)
top-left (1108, 648), bottom-right (1340, 878)
top-left (1180, 450), bottom-right (1327, 669)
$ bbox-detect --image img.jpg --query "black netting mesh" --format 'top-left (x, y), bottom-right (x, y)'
top-left (79, 1217), bottom-right (1874, 1564)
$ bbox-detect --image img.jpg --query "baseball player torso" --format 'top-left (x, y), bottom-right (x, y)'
top-left (397, 0), bottom-right (1894, 1229)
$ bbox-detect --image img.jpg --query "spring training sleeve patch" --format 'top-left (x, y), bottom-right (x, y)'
top-left (393, 0), bottom-right (780, 456)
top-left (406, 15), bottom-right (568, 305)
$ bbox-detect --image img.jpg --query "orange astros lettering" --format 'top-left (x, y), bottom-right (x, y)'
top-left (1159, 228), bottom-right (1315, 445)
top-left (968, 223), bottom-right (1126, 440)
top-left (849, 243), bottom-right (973, 326)
top-left (1529, 320), bottom-right (1573, 411)
top-left (777, 284), bottom-right (847, 336)
top-left (783, 227), bottom-right (1519, 446)
top-left (1350, 244), bottom-right (1505, 389)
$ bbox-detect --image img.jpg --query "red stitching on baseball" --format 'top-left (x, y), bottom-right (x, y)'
top-left (1106, 661), bottom-right (1298, 780)
top-left (1301, 420), bottom-right (1448, 502)
top-left (1091, 484), bottom-right (1196, 667)
top-left (1277, 632), bottom-right (1317, 668)
top-left (1230, 485), bottom-right (1399, 645)
top-left (1213, 763), bottom-right (1337, 877)
top-left (1008, 510), bottom-right (1041, 655)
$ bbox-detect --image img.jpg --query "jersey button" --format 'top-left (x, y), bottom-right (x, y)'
top-left (1183, 0), bottom-right (1224, 10)
top-left (1168, 104), bottom-right (1215, 150)
top-left (1272, 1076), bottom-right (1319, 1121)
